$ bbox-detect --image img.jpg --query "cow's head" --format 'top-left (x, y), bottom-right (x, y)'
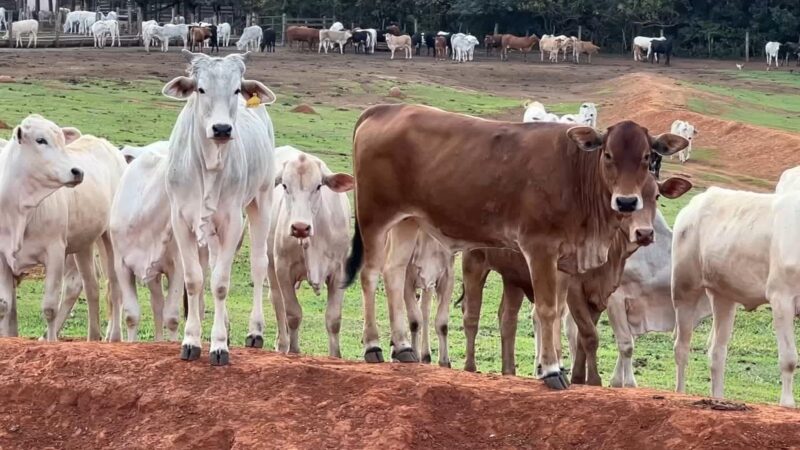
top-left (162, 50), bottom-right (276, 170)
top-left (578, 102), bottom-right (597, 124)
top-left (274, 151), bottom-right (354, 240)
top-left (622, 175), bottom-right (692, 246)
top-left (567, 120), bottom-right (688, 213)
top-left (9, 115), bottom-right (84, 194)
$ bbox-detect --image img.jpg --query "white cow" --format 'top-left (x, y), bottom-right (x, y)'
top-left (63, 11), bottom-right (81, 33)
top-left (92, 20), bottom-right (119, 48)
top-left (0, 7), bottom-right (7, 32)
top-left (670, 120), bottom-right (698, 163)
top-left (672, 184), bottom-right (800, 407)
top-left (633, 36), bottom-right (665, 61)
top-left (141, 20), bottom-right (162, 52)
top-left (451, 33), bottom-right (479, 62)
top-left (218, 22), bottom-right (231, 47)
top-left (7, 19), bottom-right (38, 48)
top-left (0, 138), bottom-right (6, 147)
top-left (163, 50), bottom-right (280, 365)
top-left (606, 210), bottom-right (711, 388)
top-left (401, 228), bottom-right (455, 367)
top-left (0, 115), bottom-right (125, 341)
top-left (80, 11), bottom-right (97, 35)
top-left (522, 101), bottom-right (559, 123)
top-left (119, 140), bottom-right (167, 163)
top-left (776, 166), bottom-right (800, 194)
top-left (385, 33), bottom-right (412, 60)
top-left (559, 102), bottom-right (599, 127)
top-left (318, 29), bottom-right (352, 54)
top-left (160, 23), bottom-right (189, 51)
top-left (237, 25), bottom-right (262, 52)
top-left (111, 141), bottom-right (186, 342)
top-left (539, 35), bottom-right (564, 62)
top-left (355, 28), bottom-right (377, 53)
top-left (267, 146), bottom-right (353, 357)
top-left (766, 41), bottom-right (781, 68)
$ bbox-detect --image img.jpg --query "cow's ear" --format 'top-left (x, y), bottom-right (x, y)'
top-left (240, 79), bottom-right (276, 105)
top-left (324, 173), bottom-right (355, 193)
top-left (273, 174), bottom-right (282, 187)
top-left (180, 48), bottom-right (208, 64)
top-left (567, 126), bottom-right (604, 152)
top-left (61, 127), bottom-right (81, 146)
top-left (658, 177), bottom-right (693, 199)
top-left (650, 133), bottom-right (688, 156)
top-left (15, 126), bottom-right (22, 143)
top-left (163, 76), bottom-right (196, 100)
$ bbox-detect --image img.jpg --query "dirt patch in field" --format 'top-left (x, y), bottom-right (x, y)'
top-left (601, 72), bottom-right (800, 185)
top-left (0, 340), bottom-right (799, 449)
top-left (290, 104), bottom-right (318, 114)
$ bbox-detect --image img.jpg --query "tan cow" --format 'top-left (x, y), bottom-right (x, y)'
top-left (385, 33), bottom-right (412, 59)
top-left (540, 35), bottom-right (564, 62)
top-left (500, 34), bottom-right (540, 61)
top-left (574, 41), bottom-right (600, 63)
top-left (344, 104), bottom-right (688, 389)
top-left (435, 36), bottom-right (447, 60)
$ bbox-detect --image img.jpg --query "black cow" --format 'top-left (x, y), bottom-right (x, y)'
top-left (649, 37), bottom-right (673, 66)
top-left (352, 30), bottom-right (369, 53)
top-left (422, 32), bottom-right (436, 56)
top-left (781, 42), bottom-right (800, 66)
top-left (260, 27), bottom-right (276, 52)
top-left (412, 32), bottom-right (423, 55)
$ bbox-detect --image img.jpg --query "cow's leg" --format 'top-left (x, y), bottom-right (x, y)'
top-left (276, 264), bottom-right (302, 353)
top-left (499, 282), bottom-right (524, 376)
top-left (163, 262), bottom-right (183, 341)
top-left (117, 260), bottom-right (141, 342)
top-left (207, 213), bottom-right (245, 366)
top-left (673, 288), bottom-right (705, 393)
top-left (325, 275), bottom-right (345, 358)
top-left (403, 268), bottom-right (423, 360)
top-left (607, 296), bottom-right (637, 387)
top-left (769, 294), bottom-right (798, 407)
top-left (73, 248), bottom-right (102, 341)
top-left (100, 232), bottom-right (122, 342)
top-left (358, 217), bottom-right (396, 363)
top-left (49, 255), bottom-right (83, 339)
top-left (147, 277), bottom-right (166, 341)
top-left (390, 48), bottom-right (395, 60)
top-left (0, 263), bottom-right (16, 337)
top-left (433, 263), bottom-right (454, 368)
top-left (462, 258), bottom-right (489, 373)
top-left (708, 294), bottom-right (736, 400)
top-left (419, 287), bottom-right (433, 363)
top-left (383, 220), bottom-right (418, 362)
top-left (244, 200), bottom-right (270, 348)
top-left (173, 217), bottom-right (204, 360)
top-left (267, 252), bottom-right (289, 352)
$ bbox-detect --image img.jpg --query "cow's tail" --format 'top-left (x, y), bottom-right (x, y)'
top-left (454, 284), bottom-right (465, 307)
top-left (182, 287), bottom-right (189, 320)
top-left (343, 219), bottom-right (364, 288)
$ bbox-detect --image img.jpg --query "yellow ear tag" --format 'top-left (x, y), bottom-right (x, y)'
top-left (246, 93), bottom-right (260, 108)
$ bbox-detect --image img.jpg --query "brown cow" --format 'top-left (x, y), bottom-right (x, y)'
top-left (574, 40), bottom-right (600, 63)
top-left (344, 104), bottom-right (688, 390)
top-left (501, 34), bottom-right (540, 61)
top-left (461, 176), bottom-right (692, 383)
top-left (286, 25), bottom-right (319, 51)
top-left (435, 35), bottom-right (447, 60)
top-left (484, 33), bottom-right (505, 56)
top-left (386, 25), bottom-right (401, 36)
top-left (189, 25), bottom-right (217, 53)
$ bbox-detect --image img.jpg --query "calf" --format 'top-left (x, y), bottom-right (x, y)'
top-left (766, 41), bottom-right (781, 68)
top-left (633, 36), bottom-right (664, 61)
top-left (539, 34), bottom-right (564, 62)
top-left (485, 33), bottom-right (504, 56)
top-left (8, 19), bottom-right (38, 48)
top-left (649, 38), bottom-right (673, 65)
top-left (318, 29), bottom-right (352, 54)
top-left (434, 35), bottom-right (447, 60)
top-left (0, 115), bottom-right (125, 342)
top-left (260, 27), bottom-right (276, 52)
top-left (385, 33), bottom-right (412, 60)
top-left (672, 182), bottom-right (800, 407)
top-left (161, 23), bottom-right (189, 51)
top-left (237, 25), bottom-right (262, 52)
top-left (218, 22), bottom-right (231, 47)
top-left (669, 120), bottom-right (697, 163)
top-left (267, 146), bottom-right (353, 357)
top-left (559, 102), bottom-right (598, 127)
top-left (452, 33), bottom-right (479, 62)
top-left (522, 101), bottom-right (559, 123)
top-left (162, 50), bottom-right (279, 365)
top-left (351, 30), bottom-right (369, 53)
top-left (574, 40), bottom-right (599, 63)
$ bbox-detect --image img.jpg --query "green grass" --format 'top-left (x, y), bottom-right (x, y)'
top-left (1, 79), bottom-right (797, 407)
top-left (727, 70), bottom-right (800, 88)
top-left (688, 82), bottom-right (800, 132)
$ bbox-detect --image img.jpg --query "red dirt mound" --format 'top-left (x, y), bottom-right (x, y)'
top-left (290, 104), bottom-right (318, 114)
top-left (1, 340), bottom-right (799, 449)
top-left (602, 73), bottom-right (800, 182)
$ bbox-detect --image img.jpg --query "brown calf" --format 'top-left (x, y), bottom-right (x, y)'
top-left (501, 34), bottom-right (540, 61)
top-left (435, 36), bottom-right (447, 60)
top-left (344, 104), bottom-right (688, 390)
top-left (189, 25), bottom-right (217, 53)
top-left (574, 40), bottom-right (600, 63)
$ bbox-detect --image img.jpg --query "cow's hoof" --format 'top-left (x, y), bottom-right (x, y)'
top-left (245, 335), bottom-right (264, 348)
top-left (180, 344), bottom-right (201, 361)
top-left (421, 353), bottom-right (432, 364)
top-left (364, 347), bottom-right (384, 363)
top-left (392, 347), bottom-right (418, 363)
top-left (543, 371), bottom-right (570, 390)
top-left (210, 349), bottom-right (230, 366)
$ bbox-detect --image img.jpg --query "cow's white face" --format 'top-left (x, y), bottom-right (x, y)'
top-left (276, 154), bottom-right (353, 240)
top-left (12, 114), bottom-right (83, 190)
top-left (579, 103), bottom-right (598, 123)
top-left (162, 50), bottom-right (276, 170)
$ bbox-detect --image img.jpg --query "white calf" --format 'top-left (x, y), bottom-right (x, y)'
top-left (318, 29), bottom-right (352, 54)
top-left (385, 33), bottom-right (412, 60)
top-left (163, 50), bottom-right (279, 365)
top-left (766, 41), bottom-right (781, 68)
top-left (672, 185), bottom-right (800, 407)
top-left (218, 22), bottom-right (231, 47)
top-left (91, 20), bottom-right (118, 48)
top-left (8, 19), bottom-right (38, 48)
top-left (670, 120), bottom-right (697, 163)
top-left (237, 25), bottom-right (263, 52)
top-left (0, 115), bottom-right (125, 342)
top-left (268, 146), bottom-right (353, 356)
top-left (522, 101), bottom-right (559, 123)
top-left (160, 23), bottom-right (188, 51)
top-left (559, 102), bottom-right (598, 127)
top-left (452, 33), bottom-right (479, 62)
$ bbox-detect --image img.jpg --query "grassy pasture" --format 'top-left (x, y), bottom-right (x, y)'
top-left (0, 77), bottom-right (797, 406)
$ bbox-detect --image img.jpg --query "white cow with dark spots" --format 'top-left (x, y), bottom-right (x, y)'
top-left (163, 50), bottom-right (280, 365)
top-left (268, 145), bottom-right (353, 357)
top-left (670, 120), bottom-right (698, 163)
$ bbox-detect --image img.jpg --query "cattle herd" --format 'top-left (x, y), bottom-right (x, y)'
top-left (0, 26), bottom-right (799, 409)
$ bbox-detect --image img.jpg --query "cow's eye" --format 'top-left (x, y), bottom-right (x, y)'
top-left (198, 88), bottom-right (206, 94)
top-left (35, 138), bottom-right (47, 145)
top-left (234, 89), bottom-right (241, 95)
top-left (281, 183), bottom-right (287, 190)
top-left (316, 184), bottom-right (322, 191)
top-left (603, 152), bottom-right (612, 160)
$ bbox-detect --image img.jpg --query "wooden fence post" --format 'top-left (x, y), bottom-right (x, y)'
top-left (578, 25), bottom-right (582, 41)
top-left (493, 22), bottom-right (498, 35)
top-left (7, 20), bottom-right (12, 48)
top-left (281, 13), bottom-right (285, 46)
top-left (54, 8), bottom-right (61, 47)
top-left (745, 30), bottom-right (750, 62)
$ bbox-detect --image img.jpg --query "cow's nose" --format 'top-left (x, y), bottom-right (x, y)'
top-left (290, 222), bottom-right (311, 238)
top-left (212, 124), bottom-right (233, 139)
top-left (635, 228), bottom-right (654, 246)
top-left (71, 168), bottom-right (84, 182)
top-left (616, 196), bottom-right (638, 212)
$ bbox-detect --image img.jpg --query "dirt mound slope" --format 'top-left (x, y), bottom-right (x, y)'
top-left (602, 73), bottom-right (800, 182)
top-left (1, 340), bottom-right (799, 449)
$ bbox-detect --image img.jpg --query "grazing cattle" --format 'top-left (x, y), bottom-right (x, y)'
top-left (401, 226), bottom-right (455, 367)
top-left (574, 40), bottom-right (600, 63)
top-left (522, 101), bottom-right (559, 123)
top-left (111, 141), bottom-right (186, 342)
top-left (485, 33), bottom-right (504, 56)
top-left (351, 30), bottom-right (369, 53)
top-left (649, 38), bottom-right (673, 65)
top-left (633, 36), bottom-right (664, 61)
top-left (237, 25), bottom-right (263, 52)
top-left (160, 23), bottom-right (189, 51)
top-left (286, 25), bottom-right (319, 51)
top-left (217, 22), bottom-right (231, 47)
top-left (671, 183), bottom-right (800, 407)
top-left (162, 50), bottom-right (279, 365)
top-left (267, 146), bottom-right (354, 357)
top-left (260, 27), bottom-right (276, 52)
top-left (452, 33), bottom-right (479, 62)
top-left (559, 102), bottom-right (599, 128)
top-left (539, 34), bottom-right (564, 62)
top-left (318, 29), bottom-right (352, 54)
top-left (355, 28), bottom-right (377, 53)
top-left (434, 35), bottom-right (447, 60)
top-left (501, 34), bottom-right (540, 61)
top-left (0, 115), bottom-right (126, 342)
top-left (385, 33), bottom-right (412, 60)
top-left (345, 104), bottom-right (688, 390)
top-left (190, 25), bottom-right (218, 53)
top-left (766, 41), bottom-right (781, 68)
top-left (669, 120), bottom-right (697, 163)
top-left (780, 42), bottom-right (800, 66)
top-left (7, 19), bottom-right (38, 48)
